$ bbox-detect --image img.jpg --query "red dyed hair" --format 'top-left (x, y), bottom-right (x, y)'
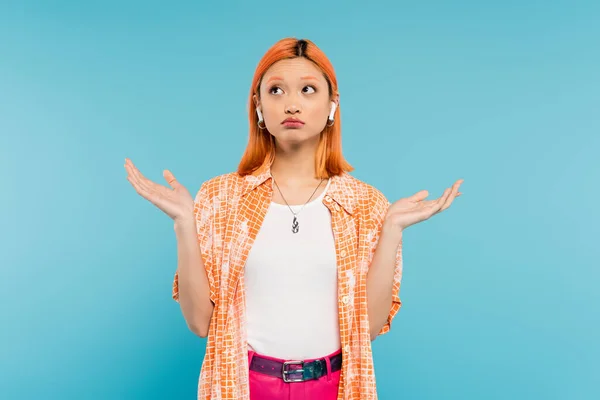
top-left (237, 37), bottom-right (353, 179)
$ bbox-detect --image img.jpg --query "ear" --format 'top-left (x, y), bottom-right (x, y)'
top-left (252, 94), bottom-right (260, 110)
top-left (331, 92), bottom-right (340, 107)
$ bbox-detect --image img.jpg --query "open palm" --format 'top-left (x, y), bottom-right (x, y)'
top-left (385, 179), bottom-right (464, 231)
top-left (124, 158), bottom-right (194, 221)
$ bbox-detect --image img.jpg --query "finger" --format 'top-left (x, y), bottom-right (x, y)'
top-left (440, 182), bottom-right (461, 212)
top-left (125, 160), bottom-right (152, 198)
top-left (419, 189), bottom-right (447, 217)
top-left (127, 161), bottom-right (158, 195)
top-left (409, 190), bottom-right (429, 202)
top-left (125, 162), bottom-right (158, 198)
top-left (125, 158), bottom-right (139, 177)
top-left (438, 186), bottom-right (458, 212)
top-left (431, 188), bottom-right (452, 215)
top-left (125, 162), bottom-right (148, 192)
top-left (163, 170), bottom-right (179, 189)
top-left (420, 199), bottom-right (438, 208)
top-left (127, 159), bottom-right (146, 183)
top-left (127, 174), bottom-right (152, 200)
top-left (124, 162), bottom-right (138, 181)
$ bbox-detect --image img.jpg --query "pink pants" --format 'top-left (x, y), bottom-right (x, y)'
top-left (248, 348), bottom-right (342, 400)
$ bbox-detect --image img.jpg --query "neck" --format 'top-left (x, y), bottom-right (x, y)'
top-left (270, 142), bottom-right (320, 185)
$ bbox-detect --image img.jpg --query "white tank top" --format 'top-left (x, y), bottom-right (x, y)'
top-left (244, 179), bottom-right (341, 360)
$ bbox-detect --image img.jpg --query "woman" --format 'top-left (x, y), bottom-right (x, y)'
top-left (125, 37), bottom-right (463, 400)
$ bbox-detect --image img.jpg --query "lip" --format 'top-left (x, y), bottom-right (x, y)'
top-left (281, 118), bottom-right (305, 126)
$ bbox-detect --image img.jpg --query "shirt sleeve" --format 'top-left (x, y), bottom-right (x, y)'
top-left (172, 181), bottom-right (219, 305)
top-left (368, 193), bottom-right (403, 337)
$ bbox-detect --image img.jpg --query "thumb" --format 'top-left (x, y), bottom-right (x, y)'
top-left (409, 190), bottom-right (429, 202)
top-left (163, 170), bottom-right (179, 189)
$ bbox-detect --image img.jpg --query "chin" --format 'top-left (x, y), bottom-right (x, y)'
top-left (272, 129), bottom-right (320, 144)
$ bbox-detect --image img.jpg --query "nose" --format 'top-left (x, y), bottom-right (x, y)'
top-left (285, 104), bottom-right (300, 114)
top-left (285, 93), bottom-right (302, 114)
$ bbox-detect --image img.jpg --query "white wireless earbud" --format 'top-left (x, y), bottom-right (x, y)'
top-left (256, 107), bottom-right (264, 122)
top-left (328, 102), bottom-right (337, 120)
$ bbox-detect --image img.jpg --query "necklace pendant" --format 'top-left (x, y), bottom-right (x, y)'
top-left (291, 216), bottom-right (299, 234)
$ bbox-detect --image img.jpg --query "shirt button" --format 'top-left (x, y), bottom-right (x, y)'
top-left (324, 195), bottom-right (332, 202)
top-left (342, 295), bottom-right (349, 304)
top-left (340, 250), bottom-right (347, 258)
top-left (344, 345), bottom-right (351, 353)
top-left (334, 204), bottom-right (341, 211)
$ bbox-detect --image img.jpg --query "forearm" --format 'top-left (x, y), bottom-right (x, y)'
top-left (174, 217), bottom-right (214, 337)
top-left (366, 222), bottom-right (402, 340)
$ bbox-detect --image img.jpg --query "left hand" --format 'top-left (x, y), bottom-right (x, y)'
top-left (384, 179), bottom-right (464, 232)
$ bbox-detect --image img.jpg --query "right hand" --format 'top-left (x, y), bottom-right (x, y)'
top-left (124, 158), bottom-right (194, 221)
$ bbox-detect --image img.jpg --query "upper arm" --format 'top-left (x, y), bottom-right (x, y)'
top-left (172, 181), bottom-right (220, 305)
top-left (366, 188), bottom-right (403, 336)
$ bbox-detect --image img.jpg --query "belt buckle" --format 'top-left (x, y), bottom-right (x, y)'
top-left (282, 360), bottom-right (304, 383)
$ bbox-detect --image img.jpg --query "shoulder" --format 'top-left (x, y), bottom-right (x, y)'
top-left (340, 173), bottom-right (390, 212)
top-left (199, 172), bottom-right (239, 192)
top-left (195, 172), bottom-right (242, 202)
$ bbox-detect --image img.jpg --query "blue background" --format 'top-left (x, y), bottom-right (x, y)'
top-left (1, 1), bottom-right (598, 399)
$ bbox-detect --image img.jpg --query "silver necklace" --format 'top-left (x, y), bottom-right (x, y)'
top-left (272, 177), bottom-right (326, 234)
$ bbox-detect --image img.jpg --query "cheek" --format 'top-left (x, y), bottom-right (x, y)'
top-left (303, 97), bottom-right (328, 115)
top-left (307, 104), bottom-right (330, 123)
top-left (260, 103), bottom-right (277, 119)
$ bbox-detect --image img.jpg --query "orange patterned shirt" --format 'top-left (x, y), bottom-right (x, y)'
top-left (172, 158), bottom-right (403, 399)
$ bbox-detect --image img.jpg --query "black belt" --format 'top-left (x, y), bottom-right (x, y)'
top-left (249, 352), bottom-right (343, 383)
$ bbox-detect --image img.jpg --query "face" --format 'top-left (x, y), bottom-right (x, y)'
top-left (255, 57), bottom-right (338, 147)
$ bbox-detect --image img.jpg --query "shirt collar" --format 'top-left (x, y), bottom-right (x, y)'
top-left (240, 157), bottom-right (355, 215)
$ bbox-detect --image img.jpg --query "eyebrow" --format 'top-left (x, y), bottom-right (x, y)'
top-left (266, 75), bottom-right (319, 83)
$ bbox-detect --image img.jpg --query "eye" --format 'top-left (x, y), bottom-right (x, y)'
top-left (302, 85), bottom-right (316, 94)
top-left (268, 86), bottom-right (283, 95)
